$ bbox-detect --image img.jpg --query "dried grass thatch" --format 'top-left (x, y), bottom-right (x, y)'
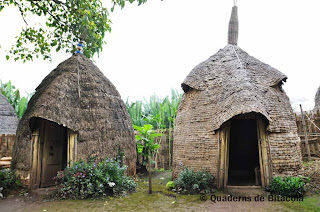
top-left (181, 45), bottom-right (295, 133)
top-left (0, 93), bottom-right (18, 135)
top-left (12, 54), bottom-right (136, 177)
top-left (173, 44), bottom-right (303, 184)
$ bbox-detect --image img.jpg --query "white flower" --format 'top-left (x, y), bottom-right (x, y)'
top-left (108, 182), bottom-right (116, 188)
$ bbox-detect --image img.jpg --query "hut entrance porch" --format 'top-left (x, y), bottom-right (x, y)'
top-left (217, 113), bottom-right (270, 188)
top-left (30, 118), bottom-right (77, 189)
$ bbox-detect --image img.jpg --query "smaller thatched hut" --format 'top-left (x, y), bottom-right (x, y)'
top-left (12, 54), bottom-right (136, 188)
top-left (314, 86), bottom-right (320, 113)
top-left (0, 93), bottom-right (18, 158)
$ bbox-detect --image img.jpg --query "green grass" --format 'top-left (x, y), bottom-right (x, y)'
top-left (281, 195), bottom-right (320, 212)
top-left (7, 171), bottom-right (320, 212)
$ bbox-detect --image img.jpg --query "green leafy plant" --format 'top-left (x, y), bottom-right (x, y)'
top-left (174, 167), bottom-right (213, 194)
top-left (268, 176), bottom-right (310, 197)
top-left (0, 169), bottom-right (22, 198)
top-left (166, 181), bottom-right (175, 190)
top-left (134, 124), bottom-right (162, 194)
top-left (0, 80), bottom-right (33, 119)
top-left (55, 157), bottom-right (136, 199)
top-left (127, 90), bottom-right (182, 170)
top-left (126, 89), bottom-right (182, 130)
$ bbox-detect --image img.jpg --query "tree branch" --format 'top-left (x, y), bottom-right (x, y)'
top-left (14, 0), bottom-right (28, 25)
top-left (28, 0), bottom-right (66, 27)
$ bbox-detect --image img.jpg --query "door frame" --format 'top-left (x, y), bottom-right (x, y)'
top-left (29, 118), bottom-right (77, 189)
top-left (217, 117), bottom-right (270, 188)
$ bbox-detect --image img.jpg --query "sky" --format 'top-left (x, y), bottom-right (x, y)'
top-left (0, 0), bottom-right (319, 112)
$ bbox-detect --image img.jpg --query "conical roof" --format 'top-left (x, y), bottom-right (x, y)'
top-left (181, 44), bottom-right (295, 132)
top-left (12, 54), bottom-right (136, 175)
top-left (0, 93), bottom-right (18, 134)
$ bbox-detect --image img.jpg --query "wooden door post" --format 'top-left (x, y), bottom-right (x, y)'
top-left (300, 104), bottom-right (311, 161)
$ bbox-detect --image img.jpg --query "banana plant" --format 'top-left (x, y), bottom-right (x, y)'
top-left (0, 80), bottom-right (33, 119)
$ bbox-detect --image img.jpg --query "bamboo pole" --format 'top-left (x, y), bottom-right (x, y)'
top-left (300, 104), bottom-right (311, 161)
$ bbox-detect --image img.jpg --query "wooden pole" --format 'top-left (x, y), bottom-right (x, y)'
top-left (300, 104), bottom-right (311, 161)
top-left (148, 151), bottom-right (152, 194)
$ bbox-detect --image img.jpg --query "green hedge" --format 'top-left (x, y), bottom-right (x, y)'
top-left (269, 176), bottom-right (310, 197)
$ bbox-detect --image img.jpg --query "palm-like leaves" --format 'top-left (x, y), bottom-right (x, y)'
top-left (126, 89), bottom-right (182, 130)
top-left (0, 80), bottom-right (33, 119)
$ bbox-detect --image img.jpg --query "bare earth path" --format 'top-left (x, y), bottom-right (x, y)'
top-left (0, 172), bottom-right (319, 212)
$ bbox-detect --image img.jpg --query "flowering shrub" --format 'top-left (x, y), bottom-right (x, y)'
top-left (55, 157), bottom-right (137, 199)
top-left (0, 169), bottom-right (22, 198)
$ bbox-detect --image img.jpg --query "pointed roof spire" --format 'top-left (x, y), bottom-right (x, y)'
top-left (228, 2), bottom-right (239, 45)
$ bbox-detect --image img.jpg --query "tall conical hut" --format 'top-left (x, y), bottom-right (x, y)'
top-left (172, 5), bottom-right (303, 188)
top-left (12, 52), bottom-right (136, 188)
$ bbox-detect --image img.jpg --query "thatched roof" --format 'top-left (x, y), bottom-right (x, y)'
top-left (181, 44), bottom-right (296, 133)
top-left (314, 86), bottom-right (320, 112)
top-left (0, 93), bottom-right (18, 135)
top-left (12, 54), bottom-right (136, 175)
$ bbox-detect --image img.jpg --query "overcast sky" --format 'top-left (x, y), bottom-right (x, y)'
top-left (0, 0), bottom-right (319, 112)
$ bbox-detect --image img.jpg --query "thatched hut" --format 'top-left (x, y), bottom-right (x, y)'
top-left (12, 54), bottom-right (136, 188)
top-left (0, 93), bottom-right (18, 158)
top-left (173, 6), bottom-right (303, 188)
top-left (314, 86), bottom-right (320, 113)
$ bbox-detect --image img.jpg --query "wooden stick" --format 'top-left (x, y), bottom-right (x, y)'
top-left (149, 151), bottom-right (152, 194)
top-left (300, 104), bottom-right (311, 161)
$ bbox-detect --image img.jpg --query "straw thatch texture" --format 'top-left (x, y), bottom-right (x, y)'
top-left (314, 87), bottom-right (320, 112)
top-left (173, 44), bottom-right (303, 180)
top-left (181, 45), bottom-right (295, 133)
top-left (12, 54), bottom-right (136, 176)
top-left (0, 93), bottom-right (18, 135)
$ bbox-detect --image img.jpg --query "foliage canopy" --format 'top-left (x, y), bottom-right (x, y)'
top-left (0, 0), bottom-right (148, 62)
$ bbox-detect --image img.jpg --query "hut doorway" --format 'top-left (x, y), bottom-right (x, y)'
top-left (228, 119), bottom-right (259, 186)
top-left (218, 113), bottom-right (270, 188)
top-left (30, 118), bottom-right (77, 189)
top-left (38, 120), bottom-right (67, 187)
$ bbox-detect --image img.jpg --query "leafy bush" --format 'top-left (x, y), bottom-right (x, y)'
top-left (174, 167), bottom-right (213, 194)
top-left (55, 157), bottom-right (137, 199)
top-left (268, 176), bottom-right (310, 197)
top-left (0, 169), bottom-right (22, 198)
top-left (166, 181), bottom-right (175, 190)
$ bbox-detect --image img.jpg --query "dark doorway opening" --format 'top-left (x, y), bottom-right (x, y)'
top-left (39, 119), bottom-right (67, 187)
top-left (228, 119), bottom-right (260, 186)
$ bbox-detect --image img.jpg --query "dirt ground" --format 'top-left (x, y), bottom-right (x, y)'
top-left (0, 171), bottom-right (319, 212)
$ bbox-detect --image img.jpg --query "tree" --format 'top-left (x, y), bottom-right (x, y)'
top-left (0, 0), bottom-right (148, 62)
top-left (134, 124), bottom-right (162, 194)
